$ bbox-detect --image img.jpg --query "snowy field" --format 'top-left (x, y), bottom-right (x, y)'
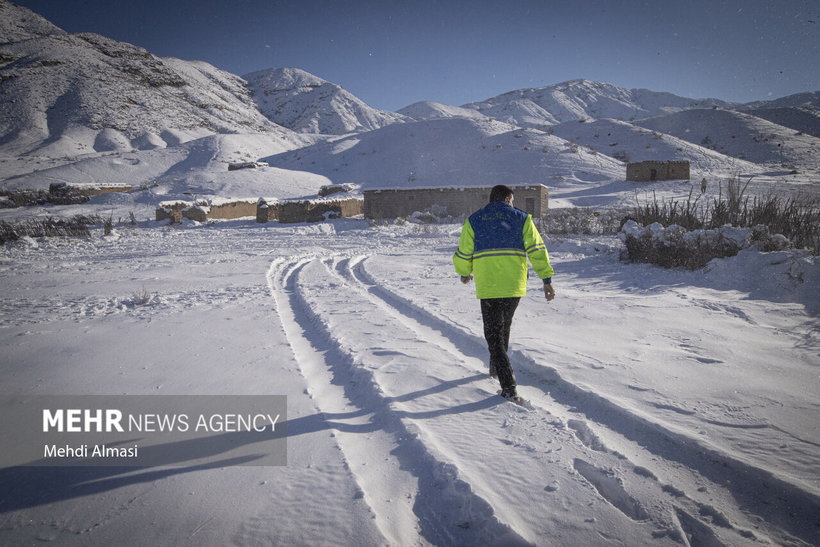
top-left (2, 3), bottom-right (819, 543)
top-left (0, 218), bottom-right (817, 546)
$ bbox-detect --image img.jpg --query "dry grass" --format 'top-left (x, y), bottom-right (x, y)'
top-left (630, 178), bottom-right (818, 254)
top-left (0, 215), bottom-right (102, 244)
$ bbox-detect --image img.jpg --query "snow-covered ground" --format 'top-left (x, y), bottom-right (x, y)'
top-left (1, 218), bottom-right (817, 545)
top-left (2, 3), bottom-right (819, 544)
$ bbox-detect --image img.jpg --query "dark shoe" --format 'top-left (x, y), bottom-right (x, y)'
top-left (498, 388), bottom-right (530, 409)
top-left (499, 387), bottom-right (518, 400)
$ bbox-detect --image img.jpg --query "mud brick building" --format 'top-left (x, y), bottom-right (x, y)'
top-left (363, 185), bottom-right (549, 220)
top-left (626, 161), bottom-right (690, 182)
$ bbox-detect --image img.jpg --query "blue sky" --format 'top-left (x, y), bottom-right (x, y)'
top-left (14, 0), bottom-right (820, 111)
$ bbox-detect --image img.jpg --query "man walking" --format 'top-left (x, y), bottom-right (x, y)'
top-left (453, 185), bottom-right (555, 402)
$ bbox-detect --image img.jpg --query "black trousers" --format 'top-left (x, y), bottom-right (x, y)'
top-left (480, 297), bottom-right (521, 391)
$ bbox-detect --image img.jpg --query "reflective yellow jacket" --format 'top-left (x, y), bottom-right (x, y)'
top-left (453, 201), bottom-right (553, 299)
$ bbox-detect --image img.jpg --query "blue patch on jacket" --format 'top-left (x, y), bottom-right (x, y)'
top-left (469, 201), bottom-right (528, 251)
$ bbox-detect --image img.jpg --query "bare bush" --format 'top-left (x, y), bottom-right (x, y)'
top-left (0, 189), bottom-right (90, 208)
top-left (536, 208), bottom-right (627, 235)
top-left (0, 215), bottom-right (102, 244)
top-left (629, 178), bottom-right (818, 254)
top-left (621, 221), bottom-right (793, 270)
top-left (130, 286), bottom-right (154, 306)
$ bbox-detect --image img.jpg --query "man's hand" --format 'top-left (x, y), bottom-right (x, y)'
top-left (460, 275), bottom-right (473, 284)
top-left (544, 284), bottom-right (555, 301)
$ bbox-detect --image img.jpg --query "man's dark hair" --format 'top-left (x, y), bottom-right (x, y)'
top-left (489, 184), bottom-right (514, 203)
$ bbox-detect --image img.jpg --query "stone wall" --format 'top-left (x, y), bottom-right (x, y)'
top-left (204, 200), bottom-right (257, 220)
top-left (227, 161), bottom-right (269, 171)
top-left (155, 201), bottom-right (188, 222)
top-left (156, 199), bottom-right (260, 222)
top-left (362, 185), bottom-right (549, 220)
top-left (626, 161), bottom-right (690, 182)
top-left (318, 183), bottom-right (355, 197)
top-left (157, 197), bottom-right (365, 224)
top-left (49, 182), bottom-right (134, 197)
top-left (274, 197), bottom-right (363, 224)
top-left (256, 199), bottom-right (278, 223)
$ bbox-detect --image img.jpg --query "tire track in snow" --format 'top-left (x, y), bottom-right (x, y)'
top-left (267, 255), bottom-right (418, 546)
top-left (349, 254), bottom-right (820, 546)
top-left (267, 255), bottom-right (531, 546)
top-left (345, 256), bottom-right (703, 538)
top-left (333, 255), bottom-right (696, 544)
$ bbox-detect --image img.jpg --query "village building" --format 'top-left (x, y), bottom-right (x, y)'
top-left (256, 195), bottom-right (364, 224)
top-left (157, 196), bottom-right (363, 224)
top-left (626, 161), bottom-right (690, 182)
top-left (362, 185), bottom-right (549, 220)
top-left (156, 198), bottom-right (259, 223)
top-left (157, 185), bottom-right (548, 224)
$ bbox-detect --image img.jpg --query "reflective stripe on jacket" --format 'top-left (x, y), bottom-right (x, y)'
top-left (453, 201), bottom-right (553, 299)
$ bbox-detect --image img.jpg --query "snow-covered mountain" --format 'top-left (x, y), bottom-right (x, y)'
top-left (0, 0), bottom-right (296, 157)
top-left (0, 0), bottom-right (817, 215)
top-left (461, 79), bottom-right (735, 128)
top-left (0, 0), bottom-right (63, 42)
top-left (635, 109), bottom-right (820, 166)
top-left (244, 67), bottom-right (409, 135)
top-left (264, 116), bottom-right (623, 190)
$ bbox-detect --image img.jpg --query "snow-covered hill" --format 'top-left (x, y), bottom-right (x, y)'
top-left (462, 79), bottom-right (735, 128)
top-left (743, 90), bottom-right (820, 111)
top-left (264, 116), bottom-right (623, 191)
top-left (244, 67), bottom-right (409, 135)
top-left (746, 107), bottom-right (820, 138)
top-left (398, 100), bottom-right (490, 122)
top-left (0, 1), bottom-right (292, 158)
top-left (550, 118), bottom-right (763, 175)
top-left (1, 132), bottom-right (329, 218)
top-left (636, 108), bottom-right (820, 167)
